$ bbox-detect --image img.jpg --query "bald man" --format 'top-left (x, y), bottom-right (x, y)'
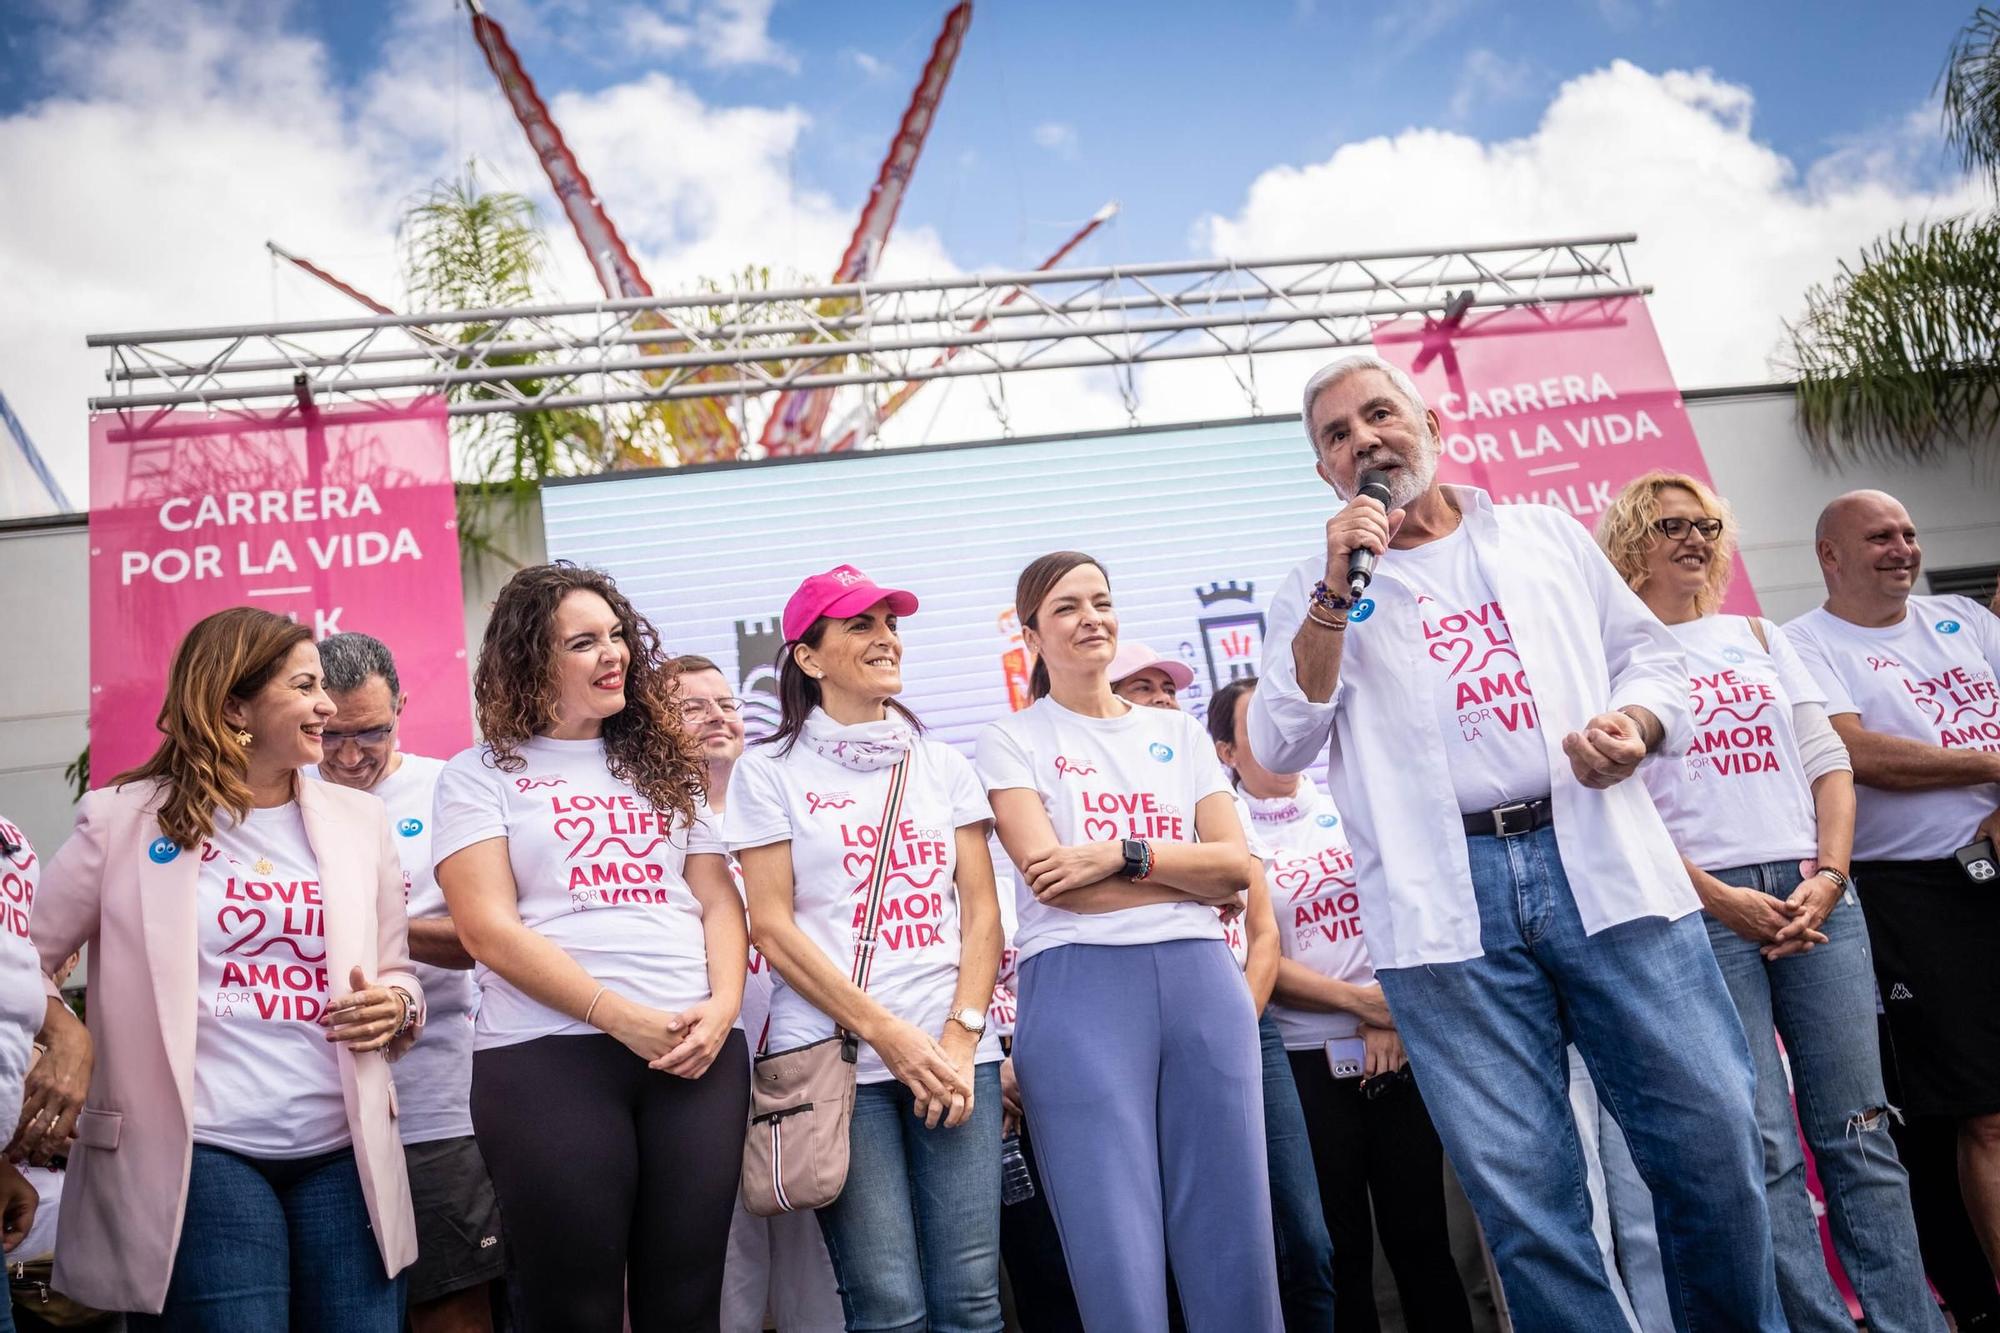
top-left (1784, 490), bottom-right (2000, 1285)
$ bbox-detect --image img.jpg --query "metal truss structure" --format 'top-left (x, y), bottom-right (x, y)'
top-left (88, 234), bottom-right (1646, 448)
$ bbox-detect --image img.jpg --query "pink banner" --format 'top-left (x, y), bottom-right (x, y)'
top-left (88, 397), bottom-right (470, 780)
top-left (1372, 296), bottom-right (1757, 614)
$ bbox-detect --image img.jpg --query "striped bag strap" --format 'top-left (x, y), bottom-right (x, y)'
top-left (847, 755), bottom-right (912, 994)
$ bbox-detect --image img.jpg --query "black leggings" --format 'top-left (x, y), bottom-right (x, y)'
top-left (1288, 1049), bottom-right (1472, 1333)
top-left (471, 1030), bottom-right (749, 1332)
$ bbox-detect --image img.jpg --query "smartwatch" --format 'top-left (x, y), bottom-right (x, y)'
top-left (1120, 838), bottom-right (1148, 880)
top-left (945, 1007), bottom-right (987, 1037)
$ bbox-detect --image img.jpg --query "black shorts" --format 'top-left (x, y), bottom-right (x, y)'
top-left (405, 1134), bottom-right (508, 1305)
top-left (1855, 856), bottom-right (2000, 1119)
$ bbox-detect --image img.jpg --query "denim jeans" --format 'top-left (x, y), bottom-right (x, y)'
top-left (1258, 1013), bottom-right (1336, 1332)
top-left (1375, 826), bottom-right (1784, 1332)
top-left (816, 1061), bottom-right (1004, 1333)
top-left (128, 1144), bottom-right (403, 1333)
top-left (1705, 860), bottom-right (1946, 1333)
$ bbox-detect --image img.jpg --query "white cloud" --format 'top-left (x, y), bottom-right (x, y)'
top-left (1033, 121), bottom-right (1079, 158)
top-left (1449, 48), bottom-right (1536, 121)
top-left (845, 49), bottom-right (888, 79)
top-left (1196, 60), bottom-right (1985, 393)
top-left (689, 0), bottom-right (796, 72)
top-left (619, 7), bottom-right (695, 58)
top-left (1375, 0), bottom-right (1475, 59)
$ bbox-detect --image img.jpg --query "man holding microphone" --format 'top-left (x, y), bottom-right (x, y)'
top-left (1247, 354), bottom-right (1782, 1329)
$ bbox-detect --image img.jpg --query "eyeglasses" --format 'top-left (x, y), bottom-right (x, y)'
top-left (1652, 516), bottom-right (1724, 542)
top-left (322, 725), bottom-right (394, 749)
top-left (679, 697), bottom-right (743, 720)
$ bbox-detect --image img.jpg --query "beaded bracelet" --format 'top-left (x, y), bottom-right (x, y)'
top-left (1309, 579), bottom-right (1353, 612)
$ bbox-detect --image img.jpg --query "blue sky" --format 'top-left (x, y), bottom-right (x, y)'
top-left (0, 0), bottom-right (1989, 507)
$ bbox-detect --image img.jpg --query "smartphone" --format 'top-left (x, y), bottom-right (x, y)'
top-left (1958, 838), bottom-right (1998, 885)
top-left (1325, 1036), bottom-right (1365, 1080)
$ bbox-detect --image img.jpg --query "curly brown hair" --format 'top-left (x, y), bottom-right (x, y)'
top-left (474, 562), bottom-right (706, 823)
top-left (115, 607), bottom-right (313, 848)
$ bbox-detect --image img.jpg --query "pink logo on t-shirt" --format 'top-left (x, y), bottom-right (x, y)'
top-left (1420, 596), bottom-right (1539, 739)
top-left (1078, 790), bottom-right (1184, 842)
top-left (213, 877), bottom-right (332, 1023)
top-left (1053, 756), bottom-right (1097, 779)
top-left (1686, 669), bottom-right (1782, 778)
top-left (514, 775), bottom-right (566, 793)
top-left (1866, 656), bottom-right (1903, 673)
top-left (1904, 666), bottom-right (2000, 746)
top-left (547, 792), bottom-right (683, 907)
top-left (806, 791), bottom-right (856, 814)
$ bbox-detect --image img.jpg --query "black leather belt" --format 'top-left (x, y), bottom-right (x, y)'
top-left (1462, 797), bottom-right (1554, 839)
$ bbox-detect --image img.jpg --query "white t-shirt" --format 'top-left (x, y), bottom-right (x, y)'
top-left (1640, 617), bottom-right (1823, 870)
top-left (1218, 794), bottom-right (1272, 971)
top-left (0, 818), bottom-right (47, 1142)
top-left (1785, 596), bottom-right (2000, 861)
top-left (1383, 524), bottom-right (1548, 813)
top-left (724, 738), bottom-right (1002, 1084)
top-left (985, 835), bottom-right (1021, 1039)
top-left (367, 755), bottom-right (474, 1145)
top-left (193, 802), bottom-right (349, 1158)
top-left (432, 737), bottom-right (725, 1050)
top-left (1254, 786), bottom-right (1372, 1050)
top-left (975, 697), bottom-right (1233, 965)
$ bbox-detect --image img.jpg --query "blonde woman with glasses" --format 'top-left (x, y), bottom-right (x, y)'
top-left (1597, 472), bottom-right (1942, 1333)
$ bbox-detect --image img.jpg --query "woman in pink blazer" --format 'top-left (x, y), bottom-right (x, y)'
top-left (28, 607), bottom-right (424, 1328)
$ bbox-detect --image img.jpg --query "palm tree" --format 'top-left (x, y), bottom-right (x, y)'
top-left (1783, 8), bottom-right (2000, 462)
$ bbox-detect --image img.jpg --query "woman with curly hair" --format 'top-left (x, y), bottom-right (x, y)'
top-left (432, 562), bottom-right (749, 1331)
top-left (28, 606), bottom-right (423, 1326)
top-left (1596, 474), bottom-right (1939, 1333)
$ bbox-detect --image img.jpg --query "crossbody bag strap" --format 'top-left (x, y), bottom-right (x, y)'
top-left (848, 755), bottom-right (911, 992)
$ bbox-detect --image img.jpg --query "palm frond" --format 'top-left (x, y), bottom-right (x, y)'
top-left (1941, 6), bottom-right (2000, 191)
top-left (1780, 213), bottom-right (2000, 463)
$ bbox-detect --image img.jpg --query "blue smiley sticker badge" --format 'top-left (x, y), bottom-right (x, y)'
top-left (147, 837), bottom-right (180, 864)
top-left (1347, 598), bottom-right (1376, 623)
top-left (1148, 742), bottom-right (1175, 763)
top-left (1938, 619), bottom-right (1962, 635)
top-left (1315, 813), bottom-right (1339, 829)
top-left (1722, 647), bottom-right (1745, 664)
top-left (397, 817), bottom-right (424, 837)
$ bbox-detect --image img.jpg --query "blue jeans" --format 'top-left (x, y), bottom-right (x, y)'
top-left (129, 1144), bottom-right (403, 1332)
top-left (1376, 826), bottom-right (1784, 1332)
top-left (1705, 860), bottom-right (1946, 1333)
top-left (1259, 1013), bottom-right (1336, 1331)
top-left (816, 1061), bottom-right (1003, 1333)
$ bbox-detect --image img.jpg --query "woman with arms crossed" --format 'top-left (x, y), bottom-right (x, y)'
top-left (28, 607), bottom-right (422, 1329)
top-left (432, 563), bottom-right (748, 1332)
top-left (976, 551), bottom-right (1277, 1332)
top-left (1598, 473), bottom-right (1941, 1333)
top-left (727, 565), bottom-right (1005, 1332)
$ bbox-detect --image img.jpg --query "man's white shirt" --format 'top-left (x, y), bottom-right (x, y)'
top-left (1248, 486), bottom-right (1699, 970)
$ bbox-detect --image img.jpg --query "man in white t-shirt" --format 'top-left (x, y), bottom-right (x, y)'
top-left (312, 633), bottom-right (505, 1333)
top-left (1784, 490), bottom-right (2000, 1281)
top-left (674, 655), bottom-right (842, 1333)
top-left (1248, 353), bottom-right (1783, 1331)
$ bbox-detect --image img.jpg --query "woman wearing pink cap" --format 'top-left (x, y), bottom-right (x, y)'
top-left (725, 564), bottom-right (1006, 1332)
top-left (976, 552), bottom-right (1279, 1332)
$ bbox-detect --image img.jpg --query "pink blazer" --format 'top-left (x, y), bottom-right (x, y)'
top-left (30, 777), bottom-right (425, 1314)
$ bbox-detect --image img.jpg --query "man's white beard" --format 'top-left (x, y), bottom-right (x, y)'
top-left (1342, 432), bottom-right (1440, 509)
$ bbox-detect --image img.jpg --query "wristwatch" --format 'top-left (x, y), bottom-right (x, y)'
top-left (945, 1007), bottom-right (987, 1037)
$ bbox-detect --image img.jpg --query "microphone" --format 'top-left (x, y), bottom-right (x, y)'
top-left (1346, 470), bottom-right (1394, 600)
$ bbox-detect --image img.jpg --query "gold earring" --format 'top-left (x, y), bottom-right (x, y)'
top-left (234, 728), bottom-right (254, 748)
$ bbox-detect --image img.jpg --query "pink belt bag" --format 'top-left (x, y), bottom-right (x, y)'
top-left (740, 757), bottom-right (909, 1217)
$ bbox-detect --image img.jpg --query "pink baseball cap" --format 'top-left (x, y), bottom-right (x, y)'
top-left (782, 565), bottom-right (919, 642)
top-left (1108, 641), bottom-right (1195, 691)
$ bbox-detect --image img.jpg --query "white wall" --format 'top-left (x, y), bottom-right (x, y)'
top-left (1686, 387), bottom-right (1999, 621)
top-left (2, 385), bottom-right (1994, 853)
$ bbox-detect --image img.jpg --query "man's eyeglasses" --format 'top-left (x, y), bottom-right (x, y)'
top-left (322, 725), bottom-right (394, 749)
top-left (679, 697), bottom-right (743, 720)
top-left (1652, 516), bottom-right (1724, 542)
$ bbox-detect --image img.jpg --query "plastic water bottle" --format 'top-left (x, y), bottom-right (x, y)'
top-left (1000, 1132), bottom-right (1036, 1205)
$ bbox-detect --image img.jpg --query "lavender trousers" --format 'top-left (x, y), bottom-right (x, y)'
top-left (1013, 938), bottom-right (1282, 1333)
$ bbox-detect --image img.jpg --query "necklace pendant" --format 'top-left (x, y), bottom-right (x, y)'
top-left (253, 857), bottom-right (275, 875)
